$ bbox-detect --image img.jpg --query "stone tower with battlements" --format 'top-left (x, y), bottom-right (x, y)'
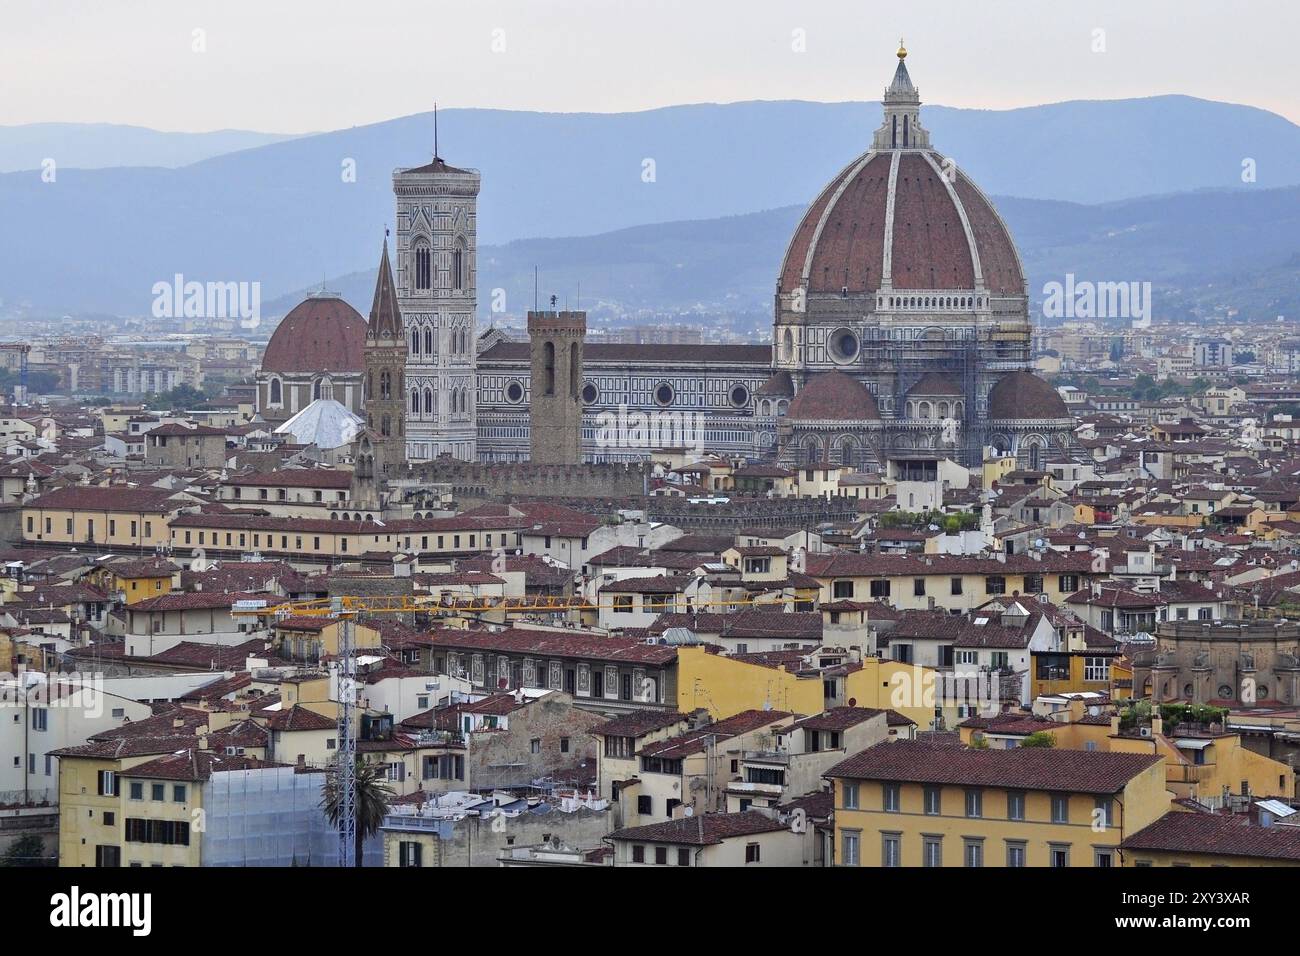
top-left (528, 308), bottom-right (586, 464)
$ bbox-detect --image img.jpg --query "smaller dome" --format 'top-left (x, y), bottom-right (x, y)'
top-left (262, 295), bottom-right (366, 375)
top-left (906, 371), bottom-right (964, 398)
top-left (274, 398), bottom-right (364, 450)
top-left (988, 371), bottom-right (1069, 420)
top-left (757, 370), bottom-right (795, 397)
top-left (787, 371), bottom-right (881, 422)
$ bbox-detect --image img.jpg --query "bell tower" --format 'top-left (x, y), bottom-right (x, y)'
top-left (393, 139), bottom-right (481, 462)
top-left (363, 236), bottom-right (408, 481)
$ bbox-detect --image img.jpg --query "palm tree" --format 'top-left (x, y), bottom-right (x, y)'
top-left (321, 758), bottom-right (396, 867)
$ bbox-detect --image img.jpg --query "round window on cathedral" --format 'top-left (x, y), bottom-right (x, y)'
top-left (582, 382), bottom-right (599, 405)
top-left (828, 327), bottom-right (860, 363)
top-left (505, 381), bottom-right (524, 403)
top-left (729, 383), bottom-right (750, 408)
top-left (655, 382), bottom-right (675, 406)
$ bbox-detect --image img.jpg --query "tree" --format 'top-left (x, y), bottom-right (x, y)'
top-left (1020, 731), bottom-right (1056, 748)
top-left (320, 758), bottom-right (395, 867)
top-left (0, 833), bottom-right (54, 867)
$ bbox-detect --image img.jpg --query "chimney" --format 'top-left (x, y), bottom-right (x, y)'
top-left (197, 733), bottom-right (210, 751)
top-left (1109, 714), bottom-right (1120, 735)
top-left (172, 717), bottom-right (185, 729)
top-left (1151, 714), bottom-right (1163, 736)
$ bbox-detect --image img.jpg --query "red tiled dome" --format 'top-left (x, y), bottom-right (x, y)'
top-left (262, 295), bottom-right (366, 375)
top-left (787, 371), bottom-right (880, 422)
top-left (778, 150), bottom-right (1024, 298)
top-left (988, 371), bottom-right (1069, 420)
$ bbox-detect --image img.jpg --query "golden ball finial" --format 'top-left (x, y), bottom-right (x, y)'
top-left (897, 38), bottom-right (907, 59)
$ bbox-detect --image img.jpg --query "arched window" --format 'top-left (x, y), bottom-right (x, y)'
top-left (543, 341), bottom-right (555, 395)
top-left (313, 378), bottom-right (322, 400)
top-left (783, 329), bottom-right (794, 362)
top-left (380, 370), bottom-right (391, 399)
top-left (1028, 443), bottom-right (1042, 471)
top-left (414, 240), bottom-right (431, 291)
top-left (410, 389), bottom-right (420, 415)
top-left (425, 328), bottom-right (433, 355)
top-left (570, 342), bottom-right (580, 399)
top-left (452, 241), bottom-right (465, 291)
top-left (840, 439), bottom-right (856, 469)
top-left (365, 372), bottom-right (373, 401)
top-left (380, 414), bottom-right (391, 437)
top-left (269, 378), bottom-right (282, 405)
top-left (410, 331), bottom-right (420, 355)
top-left (424, 388), bottom-right (434, 414)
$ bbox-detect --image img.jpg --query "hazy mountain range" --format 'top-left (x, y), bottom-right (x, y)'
top-left (0, 123), bottom-right (300, 173)
top-left (1, 96), bottom-right (1298, 316)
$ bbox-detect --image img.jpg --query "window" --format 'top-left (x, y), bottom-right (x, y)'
top-left (869, 580), bottom-right (890, 598)
top-left (1051, 795), bottom-right (1070, 824)
top-left (913, 578), bottom-right (926, 597)
top-left (97, 771), bottom-right (117, 797)
top-left (1094, 797), bottom-right (1114, 829)
top-left (881, 832), bottom-right (901, 867)
top-left (951, 577), bottom-right (963, 595)
top-left (95, 845), bottom-right (121, 868)
top-left (530, 738), bottom-right (541, 754)
top-left (964, 789), bottom-right (982, 818)
top-left (1084, 657), bottom-right (1111, 682)
top-left (1005, 841), bottom-right (1026, 867)
top-left (922, 836), bottom-right (942, 867)
top-left (173, 785), bottom-right (186, 803)
top-left (1095, 849), bottom-right (1114, 868)
top-left (414, 241), bottom-right (431, 291)
top-left (631, 845), bottom-right (645, 863)
top-left (655, 846), bottom-right (668, 865)
top-left (832, 580), bottom-right (854, 600)
top-left (151, 783), bottom-right (165, 801)
top-left (677, 848), bottom-right (690, 866)
top-left (923, 786), bottom-right (941, 815)
top-left (881, 783), bottom-right (898, 812)
top-left (841, 830), bottom-right (860, 867)
top-left (842, 781), bottom-right (860, 810)
top-left (31, 708), bottom-right (47, 731)
top-left (103, 811), bottom-right (115, 826)
top-left (399, 841), bottom-right (423, 867)
top-left (1024, 574), bottom-right (1043, 594)
top-left (612, 594), bottom-right (633, 613)
top-left (637, 795), bottom-right (652, 816)
top-left (745, 843), bottom-right (761, 864)
top-left (963, 839), bottom-right (984, 868)
top-left (1059, 574), bottom-right (1079, 593)
top-left (129, 782), bottom-right (143, 801)
top-left (1007, 791), bottom-right (1025, 821)
top-left (985, 576), bottom-right (1006, 595)
top-left (560, 737), bottom-right (570, 753)
top-left (1049, 844), bottom-right (1070, 868)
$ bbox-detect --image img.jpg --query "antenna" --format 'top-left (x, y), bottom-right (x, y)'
top-left (433, 102), bottom-right (439, 160)
top-left (533, 266), bottom-right (539, 311)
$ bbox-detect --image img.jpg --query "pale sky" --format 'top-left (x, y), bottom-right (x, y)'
top-left (2, 0), bottom-right (1294, 132)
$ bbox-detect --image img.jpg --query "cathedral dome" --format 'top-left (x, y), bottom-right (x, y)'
top-left (262, 294), bottom-right (366, 375)
top-left (777, 53), bottom-right (1024, 301)
top-left (987, 371), bottom-right (1069, 421)
top-left (787, 370), bottom-right (881, 422)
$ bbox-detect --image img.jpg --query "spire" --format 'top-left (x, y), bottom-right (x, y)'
top-left (872, 41), bottom-right (930, 150)
top-left (888, 38), bottom-right (915, 94)
top-left (368, 233), bottom-right (403, 338)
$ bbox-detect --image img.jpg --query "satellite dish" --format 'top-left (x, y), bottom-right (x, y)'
top-left (683, 806), bottom-right (694, 817)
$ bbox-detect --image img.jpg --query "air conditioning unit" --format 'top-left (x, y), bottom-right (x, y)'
top-left (1139, 726), bottom-right (1153, 738)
